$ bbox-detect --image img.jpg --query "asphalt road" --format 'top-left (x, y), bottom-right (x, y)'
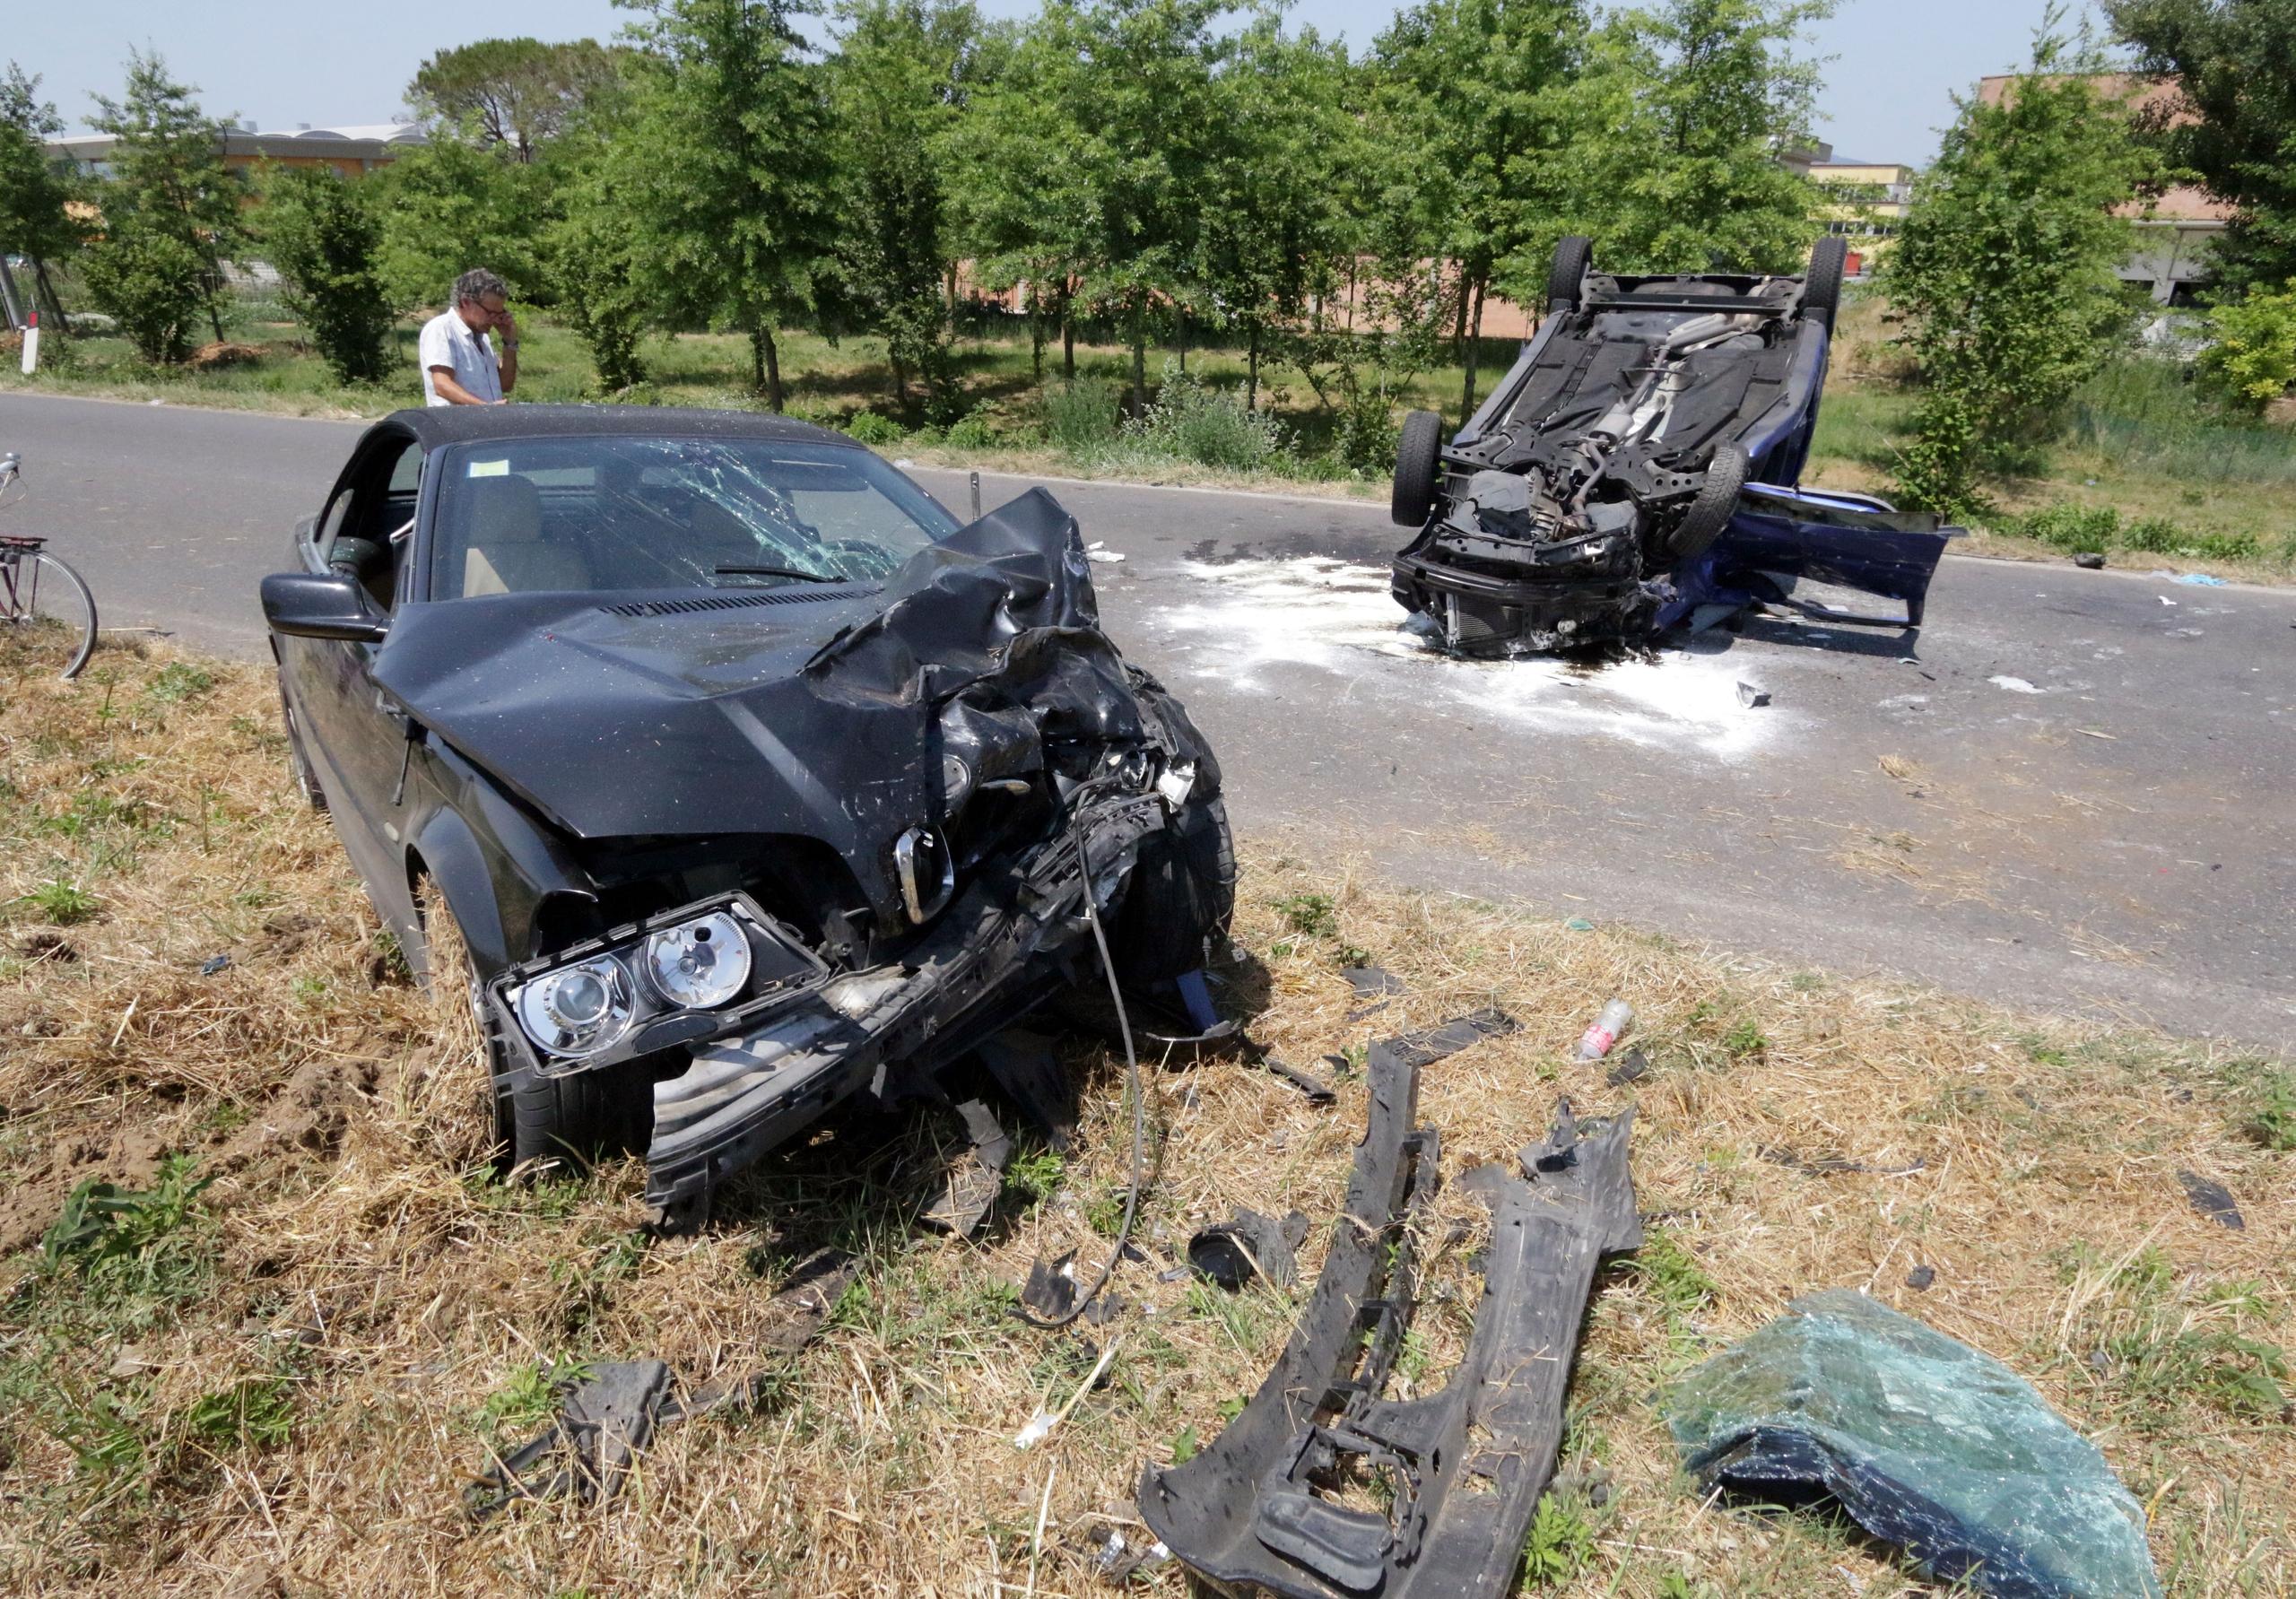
top-left (6, 391), bottom-right (2292, 1049)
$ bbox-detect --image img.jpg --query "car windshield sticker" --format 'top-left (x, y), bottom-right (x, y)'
top-left (467, 458), bottom-right (510, 478)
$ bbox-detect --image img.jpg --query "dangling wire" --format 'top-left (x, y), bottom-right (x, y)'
top-left (1013, 802), bottom-right (1148, 1332)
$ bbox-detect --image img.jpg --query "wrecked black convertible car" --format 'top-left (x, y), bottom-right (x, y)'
top-left (1391, 236), bottom-right (1958, 656)
top-left (262, 407), bottom-right (1230, 1219)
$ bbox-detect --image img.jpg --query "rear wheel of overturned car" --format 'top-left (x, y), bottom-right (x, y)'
top-left (1546, 235), bottom-right (1594, 312)
top-left (1109, 795), bottom-right (1237, 987)
top-left (416, 882), bottom-right (653, 1177)
top-left (1666, 442), bottom-right (1749, 564)
top-left (1803, 235), bottom-right (1848, 330)
top-left (1391, 410), bottom-right (1444, 529)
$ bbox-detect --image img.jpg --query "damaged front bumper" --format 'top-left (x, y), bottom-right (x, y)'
top-left (1139, 1018), bottom-right (1640, 1598)
top-left (489, 788), bottom-right (1174, 1219)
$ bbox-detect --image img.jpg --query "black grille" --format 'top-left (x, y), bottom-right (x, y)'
top-left (600, 585), bottom-right (878, 619)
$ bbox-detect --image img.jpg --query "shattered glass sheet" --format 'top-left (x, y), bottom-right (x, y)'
top-left (1668, 1289), bottom-right (2161, 1599)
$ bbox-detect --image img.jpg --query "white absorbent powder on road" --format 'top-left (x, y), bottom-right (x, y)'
top-left (1149, 556), bottom-right (1791, 761)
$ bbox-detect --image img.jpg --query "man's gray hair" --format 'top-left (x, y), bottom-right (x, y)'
top-left (453, 267), bottom-right (509, 307)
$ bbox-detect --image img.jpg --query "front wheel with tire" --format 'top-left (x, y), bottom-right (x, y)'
top-left (418, 882), bottom-right (653, 1176)
top-left (7, 550), bottom-right (97, 679)
top-left (1665, 443), bottom-right (1749, 565)
top-left (1107, 795), bottom-right (1237, 988)
top-left (1391, 409), bottom-right (1444, 528)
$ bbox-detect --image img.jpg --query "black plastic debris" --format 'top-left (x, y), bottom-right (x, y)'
top-left (1187, 1209), bottom-right (1308, 1291)
top-left (1905, 1264), bottom-right (1936, 1290)
top-left (199, 954), bottom-right (231, 977)
top-left (1669, 1289), bottom-right (2161, 1599)
top-left (1343, 967), bottom-right (1407, 998)
top-left (468, 1250), bottom-right (856, 1519)
top-left (471, 1360), bottom-right (671, 1516)
top-left (1736, 681), bottom-right (1771, 708)
top-left (976, 1030), bottom-right (1077, 1153)
top-left (1606, 1047), bottom-right (1651, 1087)
top-left (920, 1099), bottom-right (1013, 1238)
top-left (1261, 1055), bottom-right (1337, 1105)
top-left (1141, 1011), bottom-right (1636, 1599)
top-left (1384, 1007), bottom-right (1518, 1068)
top-left (2176, 1169), bottom-right (2244, 1230)
top-left (2073, 552), bottom-right (2106, 569)
top-left (1022, 1249), bottom-right (1080, 1320)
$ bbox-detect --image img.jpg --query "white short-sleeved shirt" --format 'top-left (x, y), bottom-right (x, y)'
top-left (417, 309), bottom-right (501, 405)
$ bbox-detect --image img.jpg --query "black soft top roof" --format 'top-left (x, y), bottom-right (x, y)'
top-left (374, 404), bottom-right (856, 452)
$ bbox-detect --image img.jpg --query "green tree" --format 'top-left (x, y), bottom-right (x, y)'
top-left (829, 0), bottom-right (983, 414)
top-left (550, 100), bottom-right (651, 392)
top-left (370, 135), bottom-right (557, 307)
top-left (1372, 0), bottom-right (1593, 416)
top-left (1199, 10), bottom-right (1358, 411)
top-left (1885, 21), bottom-right (2147, 517)
top-left (407, 37), bottom-right (628, 162)
top-left (1580, 0), bottom-right (1828, 274)
top-left (617, 0), bottom-right (843, 409)
top-left (255, 166), bottom-right (395, 383)
top-left (938, 13), bottom-right (1094, 379)
top-left (952, 0), bottom-right (1224, 414)
top-left (79, 50), bottom-right (244, 361)
top-left (0, 65), bottom-right (80, 320)
top-left (2108, 0), bottom-right (2296, 292)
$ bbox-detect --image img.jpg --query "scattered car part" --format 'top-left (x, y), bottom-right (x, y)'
top-left (260, 408), bottom-right (1230, 1218)
top-left (2176, 1169), bottom-right (2243, 1230)
top-left (1391, 236), bottom-right (1959, 656)
top-left (921, 1098), bottom-right (1013, 1237)
top-left (468, 1249), bottom-right (857, 1518)
top-left (1186, 1208), bottom-right (1307, 1291)
top-left (1258, 1053), bottom-right (1337, 1106)
top-left (1022, 1249), bottom-right (1081, 1320)
top-left (1668, 1289), bottom-right (2162, 1599)
top-left (1735, 680), bottom-right (1770, 708)
top-left (1605, 1047), bottom-right (1651, 1087)
top-left (1905, 1264), bottom-right (1937, 1290)
top-left (976, 1029), bottom-right (1078, 1153)
top-left (1139, 1014), bottom-right (1637, 1599)
top-left (2073, 552), bottom-right (2107, 569)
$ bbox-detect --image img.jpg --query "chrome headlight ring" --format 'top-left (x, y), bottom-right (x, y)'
top-left (513, 957), bottom-right (633, 1059)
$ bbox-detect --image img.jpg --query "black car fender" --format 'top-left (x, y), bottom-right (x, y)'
top-left (404, 739), bottom-right (598, 980)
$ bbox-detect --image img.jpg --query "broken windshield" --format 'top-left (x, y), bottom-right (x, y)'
top-left (428, 435), bottom-right (961, 600)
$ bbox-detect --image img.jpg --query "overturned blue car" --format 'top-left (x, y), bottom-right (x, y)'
top-left (1389, 236), bottom-right (1958, 656)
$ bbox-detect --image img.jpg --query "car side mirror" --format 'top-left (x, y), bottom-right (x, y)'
top-left (262, 571), bottom-right (388, 642)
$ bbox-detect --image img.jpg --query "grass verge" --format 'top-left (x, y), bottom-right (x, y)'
top-left (0, 631), bottom-right (2290, 1595)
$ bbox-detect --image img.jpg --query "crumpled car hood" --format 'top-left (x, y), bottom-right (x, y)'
top-left (371, 490), bottom-right (1138, 898)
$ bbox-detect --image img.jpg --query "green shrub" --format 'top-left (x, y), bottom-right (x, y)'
top-left (943, 412), bottom-right (996, 450)
top-left (2017, 503), bottom-right (2120, 550)
top-left (842, 410), bottom-right (905, 447)
top-left (1122, 361), bottom-right (1288, 470)
top-left (2197, 281), bottom-right (2296, 413)
top-left (1329, 389), bottom-right (1403, 477)
top-left (255, 167), bottom-right (395, 384)
top-left (1041, 377), bottom-right (1122, 451)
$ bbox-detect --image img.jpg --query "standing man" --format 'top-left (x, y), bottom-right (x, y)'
top-left (419, 268), bottom-right (519, 406)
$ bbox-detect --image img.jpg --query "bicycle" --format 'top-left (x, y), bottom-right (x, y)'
top-left (0, 451), bottom-right (99, 680)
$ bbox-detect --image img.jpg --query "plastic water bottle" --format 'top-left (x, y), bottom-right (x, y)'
top-left (1576, 999), bottom-right (1633, 1061)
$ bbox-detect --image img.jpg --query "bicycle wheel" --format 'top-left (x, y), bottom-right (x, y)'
top-left (15, 552), bottom-right (99, 679)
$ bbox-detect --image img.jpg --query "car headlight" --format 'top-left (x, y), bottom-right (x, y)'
top-left (514, 957), bottom-right (633, 1058)
top-left (641, 911), bottom-right (752, 1010)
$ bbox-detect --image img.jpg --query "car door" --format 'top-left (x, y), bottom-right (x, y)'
top-left (286, 431), bottom-right (426, 907)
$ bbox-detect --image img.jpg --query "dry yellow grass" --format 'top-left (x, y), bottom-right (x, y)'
top-left (1, 631), bottom-right (2290, 1597)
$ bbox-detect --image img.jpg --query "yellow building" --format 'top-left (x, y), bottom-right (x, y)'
top-left (1808, 156), bottom-right (1917, 278)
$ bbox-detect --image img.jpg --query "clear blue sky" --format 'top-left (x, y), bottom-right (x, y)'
top-left (15, 0), bottom-right (2081, 166)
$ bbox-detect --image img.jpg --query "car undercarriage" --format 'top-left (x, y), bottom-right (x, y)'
top-left (1391, 236), bottom-right (1958, 656)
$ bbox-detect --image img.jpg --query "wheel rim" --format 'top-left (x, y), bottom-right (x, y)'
top-left (13, 552), bottom-right (98, 679)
